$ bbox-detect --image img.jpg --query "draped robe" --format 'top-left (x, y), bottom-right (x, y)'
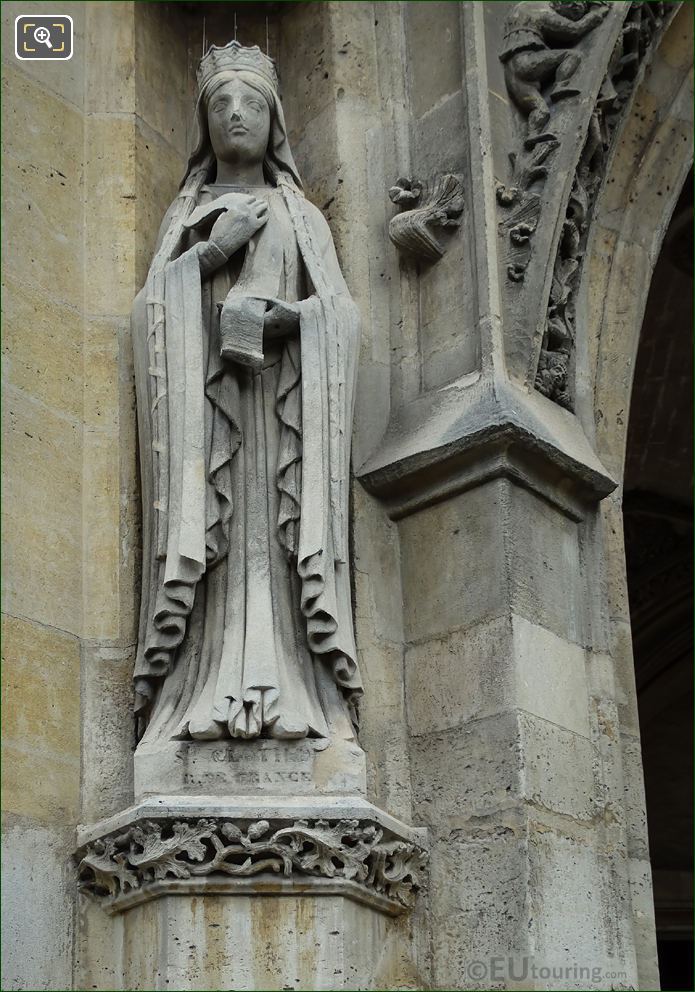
top-left (132, 180), bottom-right (362, 744)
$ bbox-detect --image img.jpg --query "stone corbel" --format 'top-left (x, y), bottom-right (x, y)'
top-left (76, 796), bottom-right (428, 917)
top-left (357, 371), bottom-right (616, 522)
top-left (388, 174), bottom-right (464, 262)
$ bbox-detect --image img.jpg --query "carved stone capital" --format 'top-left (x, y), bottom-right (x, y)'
top-left (76, 797), bottom-right (428, 917)
top-left (388, 174), bottom-right (464, 262)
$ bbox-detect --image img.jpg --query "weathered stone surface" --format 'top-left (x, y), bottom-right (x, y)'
top-left (1, 615), bottom-right (81, 822)
top-left (80, 643), bottom-right (135, 822)
top-left (2, 391), bottom-right (82, 634)
top-left (135, 738), bottom-right (367, 801)
top-left (6, 3), bottom-right (690, 989)
top-left (2, 817), bottom-right (76, 991)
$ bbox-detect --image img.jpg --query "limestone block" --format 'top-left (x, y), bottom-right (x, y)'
top-left (80, 643), bottom-right (135, 822)
top-left (613, 110), bottom-right (692, 261)
top-left (507, 485), bottom-right (583, 645)
top-left (427, 827), bottom-right (529, 991)
top-left (594, 239), bottom-right (651, 477)
top-left (584, 224), bottom-right (617, 405)
top-left (400, 479), bottom-right (509, 643)
top-left (83, 315), bottom-right (124, 432)
top-left (519, 711), bottom-right (596, 821)
top-left (279, 6), bottom-right (333, 142)
top-left (410, 710), bottom-right (597, 826)
top-left (627, 858), bottom-right (660, 992)
top-left (2, 614), bottom-right (80, 765)
top-left (527, 828), bottom-right (638, 989)
top-left (512, 616), bottom-right (590, 736)
top-left (134, 737), bottom-right (367, 801)
top-left (352, 486), bottom-right (404, 646)
top-left (426, 814), bottom-right (638, 991)
top-left (133, 3), bottom-right (189, 156)
top-left (609, 619), bottom-right (641, 738)
top-left (2, 387), bottom-right (82, 633)
top-left (2, 65), bottom-right (84, 311)
top-left (1, 2), bottom-right (86, 111)
top-left (324, 2), bottom-right (381, 107)
top-left (82, 313), bottom-right (139, 642)
top-left (82, 428), bottom-right (121, 642)
top-left (75, 898), bottom-right (124, 991)
top-left (405, 615), bottom-right (513, 735)
top-left (84, 1), bottom-right (135, 115)
top-left (83, 116), bottom-right (182, 318)
top-left (83, 115), bottom-right (138, 316)
top-left (362, 730), bottom-right (414, 826)
top-left (1, 816), bottom-right (76, 991)
top-left (421, 302), bottom-right (479, 393)
top-left (2, 271), bottom-right (82, 421)
top-left (406, 613), bottom-right (591, 739)
top-left (411, 91), bottom-right (468, 178)
top-left (404, 2), bottom-right (463, 121)
top-left (600, 495), bottom-right (631, 624)
top-left (619, 732), bottom-right (650, 863)
top-left (101, 893), bottom-right (422, 992)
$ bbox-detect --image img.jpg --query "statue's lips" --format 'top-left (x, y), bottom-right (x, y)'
top-left (228, 125), bottom-right (249, 135)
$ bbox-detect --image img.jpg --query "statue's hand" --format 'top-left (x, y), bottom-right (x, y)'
top-left (263, 299), bottom-right (300, 340)
top-left (208, 195), bottom-right (269, 257)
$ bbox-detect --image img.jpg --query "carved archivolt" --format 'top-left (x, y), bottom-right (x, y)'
top-left (496, 0), bottom-right (611, 285)
top-left (77, 816), bottom-right (427, 914)
top-left (537, 0), bottom-right (675, 409)
top-left (497, 0), bottom-right (676, 409)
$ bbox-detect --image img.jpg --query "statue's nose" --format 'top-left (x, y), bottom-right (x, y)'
top-left (230, 107), bottom-right (243, 122)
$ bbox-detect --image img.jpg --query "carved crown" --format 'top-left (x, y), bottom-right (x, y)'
top-left (197, 41), bottom-right (278, 94)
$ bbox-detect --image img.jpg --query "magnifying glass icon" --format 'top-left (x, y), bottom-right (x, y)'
top-left (34, 26), bottom-right (52, 49)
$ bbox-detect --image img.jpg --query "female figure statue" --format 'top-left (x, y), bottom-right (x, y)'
top-left (131, 41), bottom-right (362, 746)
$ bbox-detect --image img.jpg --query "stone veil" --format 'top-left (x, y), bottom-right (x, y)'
top-left (131, 41), bottom-right (362, 746)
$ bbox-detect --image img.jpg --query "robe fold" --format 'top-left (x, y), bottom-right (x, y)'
top-left (131, 180), bottom-right (362, 743)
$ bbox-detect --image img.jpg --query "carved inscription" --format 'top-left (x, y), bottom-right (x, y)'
top-left (174, 741), bottom-right (318, 789)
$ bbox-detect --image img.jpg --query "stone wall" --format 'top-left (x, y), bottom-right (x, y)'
top-left (3, 4), bottom-right (86, 986)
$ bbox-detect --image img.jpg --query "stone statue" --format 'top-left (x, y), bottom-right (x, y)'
top-left (500, 1), bottom-right (609, 142)
top-left (131, 42), bottom-right (362, 747)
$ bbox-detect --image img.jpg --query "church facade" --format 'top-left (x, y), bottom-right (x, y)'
top-left (2, 2), bottom-right (692, 989)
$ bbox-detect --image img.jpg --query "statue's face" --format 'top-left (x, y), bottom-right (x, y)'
top-left (206, 76), bottom-right (271, 165)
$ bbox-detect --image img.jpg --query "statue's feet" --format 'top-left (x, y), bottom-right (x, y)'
top-left (268, 715), bottom-right (309, 740)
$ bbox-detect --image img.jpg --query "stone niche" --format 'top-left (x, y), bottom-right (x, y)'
top-left (71, 3), bottom-right (430, 990)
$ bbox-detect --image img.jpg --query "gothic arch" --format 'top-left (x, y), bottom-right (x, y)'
top-left (579, 2), bottom-right (693, 470)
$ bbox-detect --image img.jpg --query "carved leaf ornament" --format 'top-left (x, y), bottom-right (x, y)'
top-left (78, 817), bottom-right (427, 912)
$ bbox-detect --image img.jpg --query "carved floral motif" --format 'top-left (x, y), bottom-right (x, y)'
top-left (78, 817), bottom-right (427, 913)
top-left (388, 174), bottom-right (464, 262)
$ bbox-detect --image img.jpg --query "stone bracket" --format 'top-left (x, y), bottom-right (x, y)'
top-left (75, 796), bottom-right (428, 918)
top-left (357, 373), bottom-right (616, 520)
